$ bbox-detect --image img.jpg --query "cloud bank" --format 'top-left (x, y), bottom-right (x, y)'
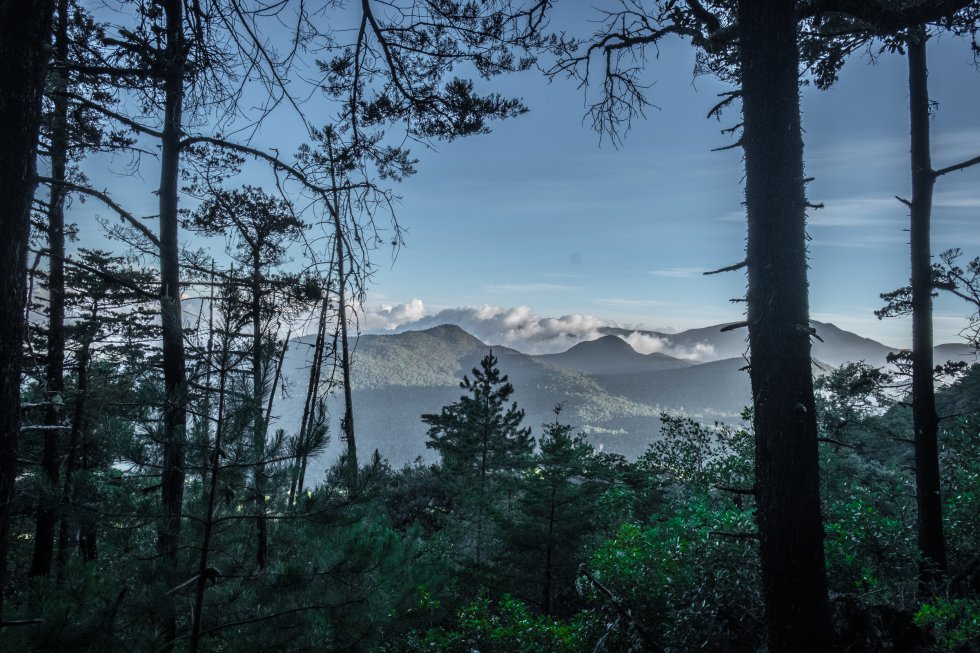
top-left (362, 299), bottom-right (716, 360)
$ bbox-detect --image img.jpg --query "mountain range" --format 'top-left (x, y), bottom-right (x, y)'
top-left (271, 320), bottom-right (975, 475)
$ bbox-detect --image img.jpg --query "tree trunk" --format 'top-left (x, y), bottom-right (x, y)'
top-left (327, 131), bottom-right (357, 475)
top-left (189, 330), bottom-right (231, 653)
top-left (907, 30), bottom-right (946, 585)
top-left (156, 2), bottom-right (188, 649)
top-left (56, 340), bottom-right (90, 582)
top-left (198, 264), bottom-right (217, 490)
top-left (251, 249), bottom-right (268, 569)
top-left (78, 412), bottom-right (96, 562)
top-left (0, 0), bottom-right (56, 618)
top-left (335, 235), bottom-right (357, 472)
top-left (157, 0), bottom-right (188, 567)
top-left (30, 0), bottom-right (70, 579)
top-left (542, 486), bottom-right (556, 616)
top-left (297, 455), bottom-right (310, 499)
top-left (291, 296), bottom-right (328, 506)
top-left (738, 2), bottom-right (832, 650)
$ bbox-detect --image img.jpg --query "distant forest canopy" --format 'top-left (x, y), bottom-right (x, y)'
top-left (1, 1), bottom-right (980, 652)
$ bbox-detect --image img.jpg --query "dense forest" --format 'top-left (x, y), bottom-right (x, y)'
top-left (1, 1), bottom-right (980, 651)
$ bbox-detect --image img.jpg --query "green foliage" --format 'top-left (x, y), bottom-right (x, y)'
top-left (581, 501), bottom-right (763, 652)
top-left (815, 361), bottom-right (892, 445)
top-left (914, 598), bottom-right (980, 651)
top-left (496, 413), bottom-right (608, 615)
top-left (941, 415), bottom-right (980, 567)
top-left (12, 275), bottom-right (980, 653)
top-left (412, 595), bottom-right (584, 653)
top-left (423, 351), bottom-right (534, 476)
top-left (823, 488), bottom-right (917, 598)
top-left (641, 412), bottom-right (753, 497)
top-left (422, 352), bottom-right (534, 569)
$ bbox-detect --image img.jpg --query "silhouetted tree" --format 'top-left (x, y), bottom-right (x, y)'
top-left (874, 21), bottom-right (979, 586)
top-left (0, 0), bottom-right (56, 618)
top-left (547, 2), bottom-right (977, 648)
top-left (189, 186), bottom-right (304, 568)
top-left (423, 352), bottom-right (533, 568)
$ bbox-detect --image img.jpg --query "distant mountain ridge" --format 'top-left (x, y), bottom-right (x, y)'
top-left (537, 334), bottom-right (691, 375)
top-left (273, 321), bottom-right (975, 476)
top-left (598, 320), bottom-right (915, 367)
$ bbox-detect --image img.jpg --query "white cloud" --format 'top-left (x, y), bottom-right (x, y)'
top-left (619, 331), bottom-right (716, 360)
top-left (362, 298), bottom-right (427, 331)
top-left (934, 193), bottom-right (980, 210)
top-left (362, 301), bottom-right (721, 360)
top-left (620, 332), bottom-right (667, 354)
top-left (362, 303), bottom-right (610, 353)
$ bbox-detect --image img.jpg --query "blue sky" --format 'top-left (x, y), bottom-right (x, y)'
top-left (74, 7), bottom-right (980, 351)
top-left (360, 30), bottom-right (980, 348)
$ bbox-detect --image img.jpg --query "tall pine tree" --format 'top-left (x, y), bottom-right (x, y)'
top-left (423, 352), bottom-right (533, 568)
top-left (497, 410), bottom-right (604, 615)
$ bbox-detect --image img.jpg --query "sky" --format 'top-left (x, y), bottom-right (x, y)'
top-left (76, 6), bottom-right (980, 352)
top-left (356, 29), bottom-right (980, 350)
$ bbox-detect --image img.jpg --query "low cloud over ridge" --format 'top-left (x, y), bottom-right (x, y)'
top-left (362, 300), bottom-right (716, 360)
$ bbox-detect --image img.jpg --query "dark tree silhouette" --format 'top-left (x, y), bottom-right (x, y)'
top-left (27, 0), bottom-right (71, 581)
top-left (738, 4), bottom-right (832, 646)
top-left (873, 20), bottom-right (978, 587)
top-left (547, 1), bottom-right (978, 649)
top-left (0, 0), bottom-right (56, 619)
top-left (190, 186), bottom-right (304, 568)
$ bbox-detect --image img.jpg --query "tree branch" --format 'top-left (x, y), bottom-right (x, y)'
top-left (59, 91), bottom-right (165, 139)
top-left (704, 259), bottom-right (747, 275)
top-left (179, 136), bottom-right (339, 220)
top-left (720, 321), bottom-right (749, 332)
top-left (934, 153), bottom-right (980, 178)
top-left (38, 177), bottom-right (161, 249)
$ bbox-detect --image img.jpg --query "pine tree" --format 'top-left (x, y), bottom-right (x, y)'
top-left (423, 352), bottom-right (533, 568)
top-left (498, 410), bottom-right (604, 616)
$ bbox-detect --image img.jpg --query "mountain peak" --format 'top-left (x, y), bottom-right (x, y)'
top-left (403, 323), bottom-right (486, 348)
top-left (537, 334), bottom-right (688, 375)
top-left (565, 334), bottom-right (636, 355)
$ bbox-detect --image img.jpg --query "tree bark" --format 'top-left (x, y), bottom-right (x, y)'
top-left (30, 0), bottom-right (70, 579)
top-left (156, 2), bottom-right (188, 648)
top-left (542, 486), bottom-right (555, 616)
top-left (56, 340), bottom-right (90, 582)
top-left (157, 0), bottom-right (188, 567)
top-left (291, 296), bottom-right (328, 507)
top-left (251, 248), bottom-right (269, 569)
top-left (189, 329), bottom-right (231, 653)
top-left (326, 131), bottom-right (357, 476)
top-left (907, 30), bottom-right (946, 585)
top-left (738, 1), bottom-right (832, 650)
top-left (78, 409), bottom-right (96, 562)
top-left (0, 0), bottom-right (56, 618)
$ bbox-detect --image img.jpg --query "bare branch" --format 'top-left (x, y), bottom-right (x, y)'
top-left (704, 259), bottom-right (747, 275)
top-left (720, 321), bottom-right (749, 332)
top-left (59, 91), bottom-right (164, 140)
top-left (934, 153), bottom-right (980, 178)
top-left (180, 136), bottom-right (338, 219)
top-left (38, 177), bottom-right (161, 249)
top-left (711, 138), bottom-right (743, 152)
